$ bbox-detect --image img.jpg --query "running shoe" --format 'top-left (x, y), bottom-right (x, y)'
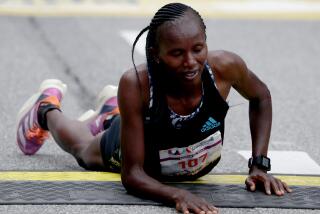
top-left (16, 79), bottom-right (67, 155)
top-left (78, 85), bottom-right (119, 136)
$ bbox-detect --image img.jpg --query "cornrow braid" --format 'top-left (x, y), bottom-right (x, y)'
top-left (131, 3), bottom-right (207, 100)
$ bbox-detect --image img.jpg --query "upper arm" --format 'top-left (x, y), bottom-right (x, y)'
top-left (118, 69), bottom-right (146, 185)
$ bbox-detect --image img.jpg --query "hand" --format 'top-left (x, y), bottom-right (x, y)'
top-left (245, 166), bottom-right (292, 196)
top-left (174, 189), bottom-right (219, 214)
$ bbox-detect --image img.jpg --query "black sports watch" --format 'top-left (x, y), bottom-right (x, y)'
top-left (248, 155), bottom-right (271, 171)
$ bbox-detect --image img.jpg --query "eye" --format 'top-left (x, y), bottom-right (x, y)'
top-left (170, 50), bottom-right (183, 57)
top-left (193, 45), bottom-right (204, 53)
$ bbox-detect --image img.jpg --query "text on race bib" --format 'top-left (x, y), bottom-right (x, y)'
top-left (159, 131), bottom-right (222, 176)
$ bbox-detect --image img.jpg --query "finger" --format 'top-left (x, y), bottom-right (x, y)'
top-left (245, 177), bottom-right (256, 191)
top-left (206, 208), bottom-right (218, 214)
top-left (176, 202), bottom-right (189, 214)
top-left (176, 202), bottom-right (181, 211)
top-left (188, 200), bottom-right (206, 214)
top-left (282, 181), bottom-right (293, 193)
top-left (199, 205), bottom-right (209, 213)
top-left (264, 179), bottom-right (272, 195)
top-left (276, 179), bottom-right (286, 195)
top-left (270, 178), bottom-right (282, 196)
top-left (183, 208), bottom-right (190, 214)
top-left (208, 205), bottom-right (219, 213)
top-left (200, 204), bottom-right (217, 214)
top-left (183, 201), bottom-right (201, 214)
top-left (191, 205), bottom-right (202, 214)
top-left (199, 198), bottom-right (217, 214)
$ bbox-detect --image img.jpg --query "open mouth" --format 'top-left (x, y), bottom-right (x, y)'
top-left (183, 70), bottom-right (199, 80)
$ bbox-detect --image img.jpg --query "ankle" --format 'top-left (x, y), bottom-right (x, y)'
top-left (37, 103), bottom-right (61, 130)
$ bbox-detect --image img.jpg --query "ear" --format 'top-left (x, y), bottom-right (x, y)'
top-left (149, 47), bottom-right (160, 63)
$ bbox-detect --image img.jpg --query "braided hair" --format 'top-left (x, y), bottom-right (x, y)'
top-left (131, 3), bottom-right (206, 95)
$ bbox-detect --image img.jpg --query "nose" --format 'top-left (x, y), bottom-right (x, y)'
top-left (183, 52), bottom-right (197, 69)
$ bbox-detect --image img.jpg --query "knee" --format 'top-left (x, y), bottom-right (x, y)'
top-left (76, 157), bottom-right (90, 170)
top-left (75, 149), bottom-right (105, 171)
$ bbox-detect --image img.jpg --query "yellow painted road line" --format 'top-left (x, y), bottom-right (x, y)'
top-left (0, 171), bottom-right (319, 186)
top-left (0, 171), bottom-right (121, 182)
top-left (186, 174), bottom-right (320, 186)
top-left (0, 0), bottom-right (320, 20)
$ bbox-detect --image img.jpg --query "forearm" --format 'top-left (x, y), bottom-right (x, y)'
top-left (122, 168), bottom-right (184, 205)
top-left (249, 94), bottom-right (272, 157)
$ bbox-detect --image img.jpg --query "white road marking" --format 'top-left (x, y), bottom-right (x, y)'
top-left (238, 150), bottom-right (320, 175)
top-left (120, 30), bottom-right (146, 56)
top-left (214, 1), bottom-right (320, 13)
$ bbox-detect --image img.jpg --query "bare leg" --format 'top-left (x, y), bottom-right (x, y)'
top-left (46, 109), bottom-right (106, 171)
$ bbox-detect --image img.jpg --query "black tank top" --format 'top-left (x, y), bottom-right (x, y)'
top-left (143, 64), bottom-right (229, 181)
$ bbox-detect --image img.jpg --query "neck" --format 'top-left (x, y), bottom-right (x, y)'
top-left (164, 78), bottom-right (203, 115)
top-left (166, 78), bottom-right (202, 99)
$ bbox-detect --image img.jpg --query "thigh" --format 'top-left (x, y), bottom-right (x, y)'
top-left (80, 115), bottom-right (121, 171)
top-left (78, 131), bottom-right (106, 171)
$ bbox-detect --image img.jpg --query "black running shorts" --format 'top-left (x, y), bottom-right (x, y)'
top-left (100, 114), bottom-right (121, 172)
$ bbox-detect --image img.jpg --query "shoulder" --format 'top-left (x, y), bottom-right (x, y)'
top-left (119, 63), bottom-right (149, 109)
top-left (119, 63), bottom-right (149, 93)
top-left (207, 50), bottom-right (248, 85)
top-left (120, 63), bottom-right (148, 85)
top-left (207, 51), bottom-right (270, 100)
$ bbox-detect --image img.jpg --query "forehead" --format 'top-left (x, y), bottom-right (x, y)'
top-left (156, 12), bottom-right (205, 47)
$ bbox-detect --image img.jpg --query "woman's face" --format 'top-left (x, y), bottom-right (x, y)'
top-left (155, 12), bottom-right (208, 85)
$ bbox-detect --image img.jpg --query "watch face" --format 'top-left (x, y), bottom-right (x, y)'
top-left (262, 157), bottom-right (270, 167)
top-left (248, 156), bottom-right (271, 171)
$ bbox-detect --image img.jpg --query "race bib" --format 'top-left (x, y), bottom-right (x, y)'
top-left (159, 131), bottom-right (222, 176)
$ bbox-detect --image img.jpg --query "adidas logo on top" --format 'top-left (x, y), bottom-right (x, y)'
top-left (201, 117), bottom-right (220, 132)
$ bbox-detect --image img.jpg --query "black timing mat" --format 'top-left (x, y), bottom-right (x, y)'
top-left (0, 181), bottom-right (319, 209)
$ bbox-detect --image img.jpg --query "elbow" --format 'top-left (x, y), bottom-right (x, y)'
top-left (249, 86), bottom-right (272, 114)
top-left (121, 170), bottom-right (134, 192)
top-left (250, 84), bottom-right (272, 104)
top-left (261, 86), bottom-right (272, 105)
top-left (121, 166), bottom-right (144, 193)
top-left (263, 85), bottom-right (272, 101)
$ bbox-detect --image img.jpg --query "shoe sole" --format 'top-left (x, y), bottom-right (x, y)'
top-left (16, 79), bottom-right (68, 127)
top-left (78, 85), bottom-right (118, 122)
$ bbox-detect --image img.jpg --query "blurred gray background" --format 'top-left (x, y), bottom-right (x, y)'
top-left (0, 0), bottom-right (319, 213)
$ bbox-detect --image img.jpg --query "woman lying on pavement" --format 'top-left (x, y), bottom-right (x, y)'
top-left (16, 3), bottom-right (291, 214)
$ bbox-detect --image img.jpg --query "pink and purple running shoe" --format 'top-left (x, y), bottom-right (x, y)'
top-left (16, 79), bottom-right (67, 155)
top-left (78, 85), bottom-right (119, 136)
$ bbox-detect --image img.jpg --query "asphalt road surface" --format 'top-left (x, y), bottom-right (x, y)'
top-left (0, 16), bottom-right (320, 213)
